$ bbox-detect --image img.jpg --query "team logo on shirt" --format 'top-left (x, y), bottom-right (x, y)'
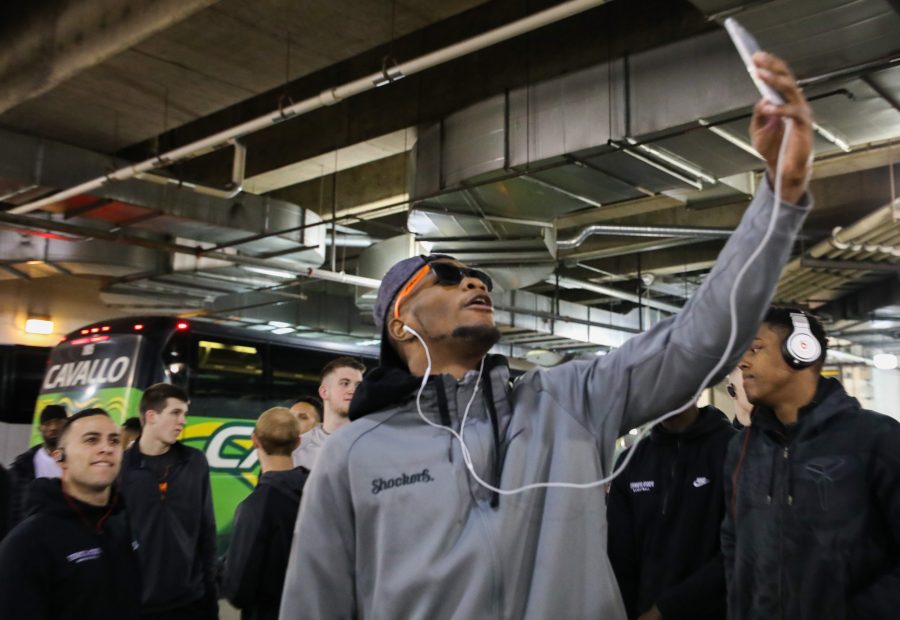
top-left (371, 469), bottom-right (435, 495)
top-left (66, 547), bottom-right (102, 564)
top-left (629, 480), bottom-right (655, 493)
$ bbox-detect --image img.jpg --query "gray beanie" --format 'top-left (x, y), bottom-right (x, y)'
top-left (373, 254), bottom-right (453, 367)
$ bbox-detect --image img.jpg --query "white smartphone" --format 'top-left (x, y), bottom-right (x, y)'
top-left (724, 17), bottom-right (785, 105)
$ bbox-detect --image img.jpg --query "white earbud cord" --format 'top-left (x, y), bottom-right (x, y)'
top-left (411, 119), bottom-right (793, 495)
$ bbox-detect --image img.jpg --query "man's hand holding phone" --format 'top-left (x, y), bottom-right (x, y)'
top-left (748, 52), bottom-right (814, 205)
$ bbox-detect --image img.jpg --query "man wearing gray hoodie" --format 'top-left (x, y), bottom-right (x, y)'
top-left (280, 52), bottom-right (814, 620)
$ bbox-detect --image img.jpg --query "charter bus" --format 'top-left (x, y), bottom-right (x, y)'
top-left (32, 316), bottom-right (377, 549)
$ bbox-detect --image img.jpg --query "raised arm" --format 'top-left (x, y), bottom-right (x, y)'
top-left (540, 53), bottom-right (814, 452)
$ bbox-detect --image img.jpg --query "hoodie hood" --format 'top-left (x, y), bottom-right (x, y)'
top-left (752, 376), bottom-right (857, 439)
top-left (259, 467), bottom-right (309, 497)
top-left (349, 354), bottom-right (509, 420)
top-left (651, 405), bottom-right (731, 443)
top-left (25, 477), bottom-right (123, 527)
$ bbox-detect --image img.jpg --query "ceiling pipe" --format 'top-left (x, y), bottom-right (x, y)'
top-left (135, 139), bottom-right (247, 199)
top-left (550, 276), bottom-right (683, 313)
top-left (830, 224), bottom-right (900, 257)
top-left (9, 0), bottom-right (611, 216)
top-left (557, 224), bottom-right (733, 250)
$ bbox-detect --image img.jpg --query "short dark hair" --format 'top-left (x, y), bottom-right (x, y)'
top-left (139, 383), bottom-right (188, 420)
top-left (40, 404), bottom-right (68, 424)
top-left (762, 307), bottom-right (828, 369)
top-left (291, 395), bottom-right (323, 421)
top-left (320, 357), bottom-right (366, 383)
top-left (122, 417), bottom-right (142, 432)
top-left (60, 408), bottom-right (111, 445)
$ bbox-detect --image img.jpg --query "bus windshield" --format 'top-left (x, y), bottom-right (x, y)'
top-left (34, 333), bottom-right (144, 442)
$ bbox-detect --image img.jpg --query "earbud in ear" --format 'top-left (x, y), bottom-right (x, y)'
top-left (57, 448), bottom-right (66, 463)
top-left (726, 384), bottom-right (737, 399)
top-left (402, 325), bottom-right (418, 336)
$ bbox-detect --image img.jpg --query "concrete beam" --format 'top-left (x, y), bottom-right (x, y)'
top-left (0, 0), bottom-right (218, 114)
top-left (270, 152), bottom-right (410, 218)
top-left (583, 241), bottom-right (723, 279)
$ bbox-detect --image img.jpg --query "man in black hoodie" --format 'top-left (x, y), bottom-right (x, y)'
top-left (723, 307), bottom-right (900, 619)
top-left (119, 383), bottom-right (218, 619)
top-left (223, 407), bottom-right (308, 620)
top-left (0, 408), bottom-right (141, 619)
top-left (608, 402), bottom-right (735, 619)
top-left (9, 404), bottom-right (68, 526)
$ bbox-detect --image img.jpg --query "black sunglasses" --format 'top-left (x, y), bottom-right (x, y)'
top-left (429, 262), bottom-right (493, 292)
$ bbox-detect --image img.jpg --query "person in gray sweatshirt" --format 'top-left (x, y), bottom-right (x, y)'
top-left (279, 52), bottom-right (814, 620)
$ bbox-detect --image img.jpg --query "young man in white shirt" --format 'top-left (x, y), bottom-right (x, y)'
top-left (292, 357), bottom-right (365, 471)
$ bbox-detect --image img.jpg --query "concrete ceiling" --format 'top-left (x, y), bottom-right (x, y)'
top-left (0, 0), bottom-right (898, 362)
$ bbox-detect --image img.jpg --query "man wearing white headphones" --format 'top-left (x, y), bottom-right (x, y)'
top-left (280, 53), bottom-right (815, 620)
top-left (722, 308), bottom-right (900, 619)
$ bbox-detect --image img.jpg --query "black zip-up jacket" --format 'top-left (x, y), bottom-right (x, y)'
top-left (0, 464), bottom-right (10, 541)
top-left (0, 478), bottom-right (141, 619)
top-left (608, 406), bottom-right (735, 619)
top-left (9, 444), bottom-right (41, 526)
top-left (119, 441), bottom-right (218, 616)
top-left (222, 466), bottom-right (309, 620)
top-left (722, 377), bottom-right (900, 619)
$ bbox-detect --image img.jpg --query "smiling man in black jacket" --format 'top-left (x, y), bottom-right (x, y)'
top-left (608, 402), bottom-right (735, 619)
top-left (0, 408), bottom-right (141, 620)
top-left (119, 383), bottom-right (218, 620)
top-left (723, 307), bottom-right (900, 619)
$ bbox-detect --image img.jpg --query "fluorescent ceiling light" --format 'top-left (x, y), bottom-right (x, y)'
top-left (25, 318), bottom-right (54, 335)
top-left (699, 120), bottom-right (764, 160)
top-left (873, 353), bottom-right (898, 370)
top-left (813, 122), bottom-right (851, 153)
top-left (268, 321), bottom-right (291, 328)
top-left (243, 266), bottom-right (296, 279)
top-left (637, 144), bottom-right (717, 185)
top-left (869, 320), bottom-right (895, 329)
top-left (271, 327), bottom-right (296, 335)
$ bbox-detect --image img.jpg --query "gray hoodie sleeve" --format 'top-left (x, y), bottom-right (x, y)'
top-left (279, 440), bottom-right (357, 620)
top-left (538, 180), bottom-right (810, 460)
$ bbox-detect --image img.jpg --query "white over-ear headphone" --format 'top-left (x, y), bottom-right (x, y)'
top-left (783, 312), bottom-right (822, 369)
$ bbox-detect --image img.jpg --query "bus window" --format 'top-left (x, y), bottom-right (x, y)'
top-left (162, 331), bottom-right (191, 388)
top-left (268, 345), bottom-right (336, 403)
top-left (189, 339), bottom-right (266, 419)
top-left (197, 340), bottom-right (263, 375)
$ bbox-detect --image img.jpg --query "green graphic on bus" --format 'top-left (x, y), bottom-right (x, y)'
top-left (181, 417), bottom-right (259, 550)
top-left (31, 387), bottom-right (143, 445)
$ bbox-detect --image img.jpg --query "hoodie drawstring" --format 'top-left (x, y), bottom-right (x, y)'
top-left (480, 367), bottom-right (502, 508)
top-left (434, 377), bottom-right (453, 463)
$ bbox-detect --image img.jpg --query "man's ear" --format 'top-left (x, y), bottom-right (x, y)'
top-left (251, 433), bottom-right (261, 451)
top-left (387, 317), bottom-right (416, 343)
top-left (318, 384), bottom-right (328, 401)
